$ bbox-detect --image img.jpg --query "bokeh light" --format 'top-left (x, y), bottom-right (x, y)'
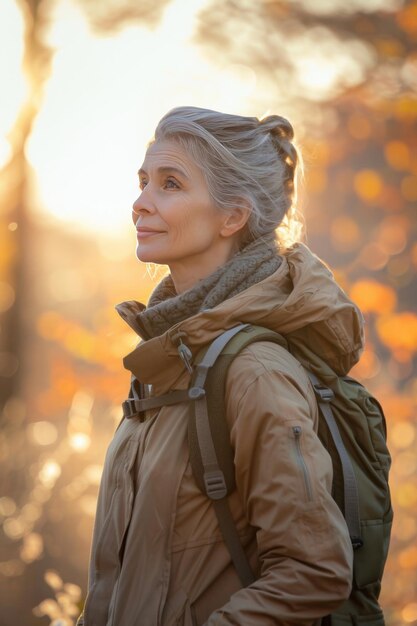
top-left (1, 0), bottom-right (416, 624)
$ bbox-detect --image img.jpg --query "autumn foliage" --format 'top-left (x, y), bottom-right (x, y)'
top-left (0, 0), bottom-right (416, 625)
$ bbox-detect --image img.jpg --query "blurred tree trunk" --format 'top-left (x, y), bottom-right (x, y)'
top-left (0, 0), bottom-right (172, 419)
top-left (0, 0), bottom-right (53, 418)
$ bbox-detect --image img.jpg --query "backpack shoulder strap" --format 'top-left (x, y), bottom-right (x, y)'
top-left (306, 370), bottom-right (362, 549)
top-left (189, 324), bottom-right (288, 496)
top-left (188, 324), bottom-right (288, 587)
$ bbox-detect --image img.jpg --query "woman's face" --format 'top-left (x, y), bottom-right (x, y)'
top-left (133, 139), bottom-right (239, 287)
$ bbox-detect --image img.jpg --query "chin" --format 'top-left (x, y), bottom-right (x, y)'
top-left (135, 245), bottom-right (168, 265)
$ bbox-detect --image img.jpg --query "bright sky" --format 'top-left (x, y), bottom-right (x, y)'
top-left (1, 0), bottom-right (259, 235)
top-left (0, 2), bottom-right (27, 165)
top-left (0, 0), bottom-right (377, 236)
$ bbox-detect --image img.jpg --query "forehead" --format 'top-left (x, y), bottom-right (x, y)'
top-left (141, 139), bottom-right (201, 178)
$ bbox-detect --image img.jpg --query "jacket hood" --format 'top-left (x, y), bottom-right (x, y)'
top-left (118, 243), bottom-right (364, 393)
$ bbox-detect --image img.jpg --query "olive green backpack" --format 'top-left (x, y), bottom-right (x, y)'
top-left (187, 324), bottom-right (392, 626)
top-left (122, 323), bottom-right (393, 625)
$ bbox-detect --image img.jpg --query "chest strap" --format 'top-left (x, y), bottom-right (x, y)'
top-left (122, 389), bottom-right (191, 420)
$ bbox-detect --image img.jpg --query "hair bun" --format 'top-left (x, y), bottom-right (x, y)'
top-left (259, 115), bottom-right (294, 141)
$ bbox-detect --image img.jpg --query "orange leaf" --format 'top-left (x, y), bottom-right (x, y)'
top-left (350, 280), bottom-right (397, 314)
top-left (377, 312), bottom-right (417, 352)
top-left (353, 170), bottom-right (383, 202)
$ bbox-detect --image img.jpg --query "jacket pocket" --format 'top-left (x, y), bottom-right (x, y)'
top-left (291, 425), bottom-right (314, 502)
top-left (353, 519), bottom-right (391, 588)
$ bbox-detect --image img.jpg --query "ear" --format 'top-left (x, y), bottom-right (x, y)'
top-left (220, 202), bottom-right (251, 239)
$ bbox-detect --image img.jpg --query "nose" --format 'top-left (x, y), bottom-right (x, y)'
top-left (132, 189), bottom-right (155, 225)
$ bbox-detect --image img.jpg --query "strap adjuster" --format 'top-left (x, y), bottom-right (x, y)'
top-left (351, 536), bottom-right (364, 550)
top-left (204, 470), bottom-right (227, 500)
top-left (189, 386), bottom-right (206, 400)
top-left (122, 399), bottom-right (145, 421)
top-left (312, 383), bottom-right (335, 403)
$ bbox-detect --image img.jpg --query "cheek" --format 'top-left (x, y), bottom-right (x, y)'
top-left (164, 197), bottom-right (221, 241)
top-left (176, 212), bottom-right (210, 239)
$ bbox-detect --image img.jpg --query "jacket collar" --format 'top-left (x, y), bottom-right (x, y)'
top-left (117, 243), bottom-right (364, 396)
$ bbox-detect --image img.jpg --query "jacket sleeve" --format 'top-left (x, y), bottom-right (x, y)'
top-left (205, 342), bottom-right (353, 626)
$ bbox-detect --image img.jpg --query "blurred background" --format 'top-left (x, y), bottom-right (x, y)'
top-left (0, 0), bottom-right (416, 624)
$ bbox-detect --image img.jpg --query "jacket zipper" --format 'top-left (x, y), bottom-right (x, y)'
top-left (292, 426), bottom-right (313, 501)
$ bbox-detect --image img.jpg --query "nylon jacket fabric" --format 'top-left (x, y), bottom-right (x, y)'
top-left (78, 243), bottom-right (362, 626)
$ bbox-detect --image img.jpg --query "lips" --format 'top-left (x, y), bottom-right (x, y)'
top-left (136, 227), bottom-right (163, 239)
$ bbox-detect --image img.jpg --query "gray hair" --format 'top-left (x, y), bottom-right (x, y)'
top-left (152, 106), bottom-right (302, 247)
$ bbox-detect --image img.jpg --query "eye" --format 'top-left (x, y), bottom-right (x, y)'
top-left (164, 178), bottom-right (180, 189)
top-left (139, 179), bottom-right (147, 190)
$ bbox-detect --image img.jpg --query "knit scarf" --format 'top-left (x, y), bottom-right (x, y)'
top-left (128, 239), bottom-right (282, 339)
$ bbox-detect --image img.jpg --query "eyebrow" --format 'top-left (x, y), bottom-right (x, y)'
top-left (138, 166), bottom-right (189, 180)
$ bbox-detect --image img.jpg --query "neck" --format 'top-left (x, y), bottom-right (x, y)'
top-left (169, 246), bottom-right (239, 294)
top-left (132, 237), bottom-right (281, 339)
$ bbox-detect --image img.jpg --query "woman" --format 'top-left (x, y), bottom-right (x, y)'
top-left (78, 107), bottom-right (360, 625)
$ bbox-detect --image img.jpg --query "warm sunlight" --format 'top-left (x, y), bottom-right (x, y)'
top-left (0, 1), bottom-right (26, 168)
top-left (1, 1), bottom-right (416, 624)
top-left (23, 0), bottom-right (258, 235)
top-left (2, 0), bottom-right (373, 236)
top-left (290, 29), bottom-right (375, 100)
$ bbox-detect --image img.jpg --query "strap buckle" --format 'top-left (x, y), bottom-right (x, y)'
top-left (188, 386), bottom-right (206, 400)
top-left (204, 470), bottom-right (227, 500)
top-left (312, 383), bottom-right (334, 403)
top-left (351, 536), bottom-right (364, 550)
top-left (122, 399), bottom-right (145, 421)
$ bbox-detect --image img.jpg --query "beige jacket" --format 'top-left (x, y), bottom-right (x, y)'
top-left (79, 244), bottom-right (362, 626)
